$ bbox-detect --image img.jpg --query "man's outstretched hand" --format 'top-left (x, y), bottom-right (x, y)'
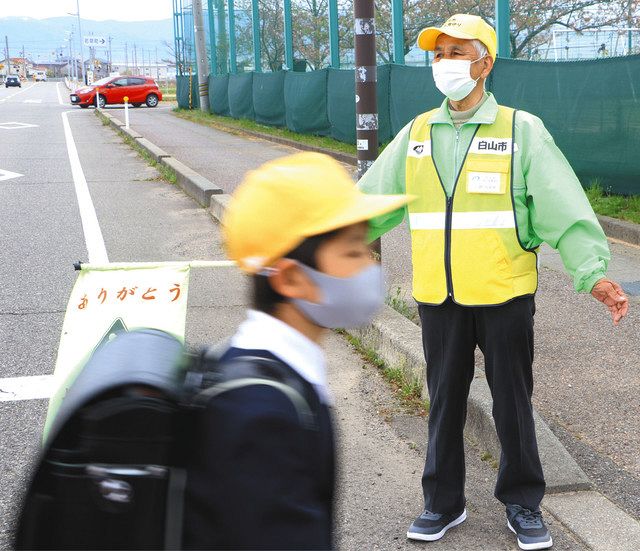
top-left (591, 278), bottom-right (629, 326)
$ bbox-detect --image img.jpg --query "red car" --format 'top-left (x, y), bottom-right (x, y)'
top-left (70, 76), bottom-right (162, 108)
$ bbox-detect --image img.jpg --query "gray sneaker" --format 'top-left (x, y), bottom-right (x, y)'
top-left (406, 508), bottom-right (467, 541)
top-left (506, 504), bottom-right (553, 550)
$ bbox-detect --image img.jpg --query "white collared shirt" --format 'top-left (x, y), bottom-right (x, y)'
top-left (230, 310), bottom-right (333, 405)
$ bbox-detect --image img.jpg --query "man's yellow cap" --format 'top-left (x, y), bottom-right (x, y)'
top-left (223, 152), bottom-right (412, 273)
top-left (417, 14), bottom-right (497, 61)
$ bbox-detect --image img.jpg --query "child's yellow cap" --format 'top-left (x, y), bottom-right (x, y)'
top-left (223, 152), bottom-right (412, 273)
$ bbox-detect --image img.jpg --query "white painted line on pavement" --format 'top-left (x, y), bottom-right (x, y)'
top-left (62, 111), bottom-right (109, 264)
top-left (0, 121), bottom-right (39, 130)
top-left (56, 82), bottom-right (63, 105)
top-left (0, 82), bottom-right (35, 102)
top-left (23, 99), bottom-right (42, 104)
top-left (0, 168), bottom-right (23, 181)
top-left (0, 375), bottom-right (55, 402)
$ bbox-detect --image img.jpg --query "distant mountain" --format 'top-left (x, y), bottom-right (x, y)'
top-left (0, 16), bottom-right (174, 63)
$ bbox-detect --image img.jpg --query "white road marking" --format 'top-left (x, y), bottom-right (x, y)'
top-left (0, 168), bottom-right (23, 181)
top-left (61, 111), bottom-right (109, 264)
top-left (0, 375), bottom-right (55, 402)
top-left (0, 121), bottom-right (39, 130)
top-left (56, 82), bottom-right (63, 105)
top-left (23, 99), bottom-right (42, 104)
top-left (0, 82), bottom-right (35, 102)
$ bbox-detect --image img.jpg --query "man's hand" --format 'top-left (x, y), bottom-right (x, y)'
top-left (591, 278), bottom-right (629, 326)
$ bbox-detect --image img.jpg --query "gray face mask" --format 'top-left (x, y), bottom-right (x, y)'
top-left (291, 262), bottom-right (385, 329)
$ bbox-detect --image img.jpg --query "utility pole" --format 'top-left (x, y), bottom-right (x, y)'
top-left (4, 36), bottom-right (9, 77)
top-left (68, 39), bottom-right (73, 78)
top-left (76, 0), bottom-right (85, 83)
top-left (192, 0), bottom-right (210, 110)
top-left (155, 46), bottom-right (159, 81)
top-left (354, 0), bottom-right (380, 255)
top-left (125, 42), bottom-right (129, 74)
top-left (21, 45), bottom-right (26, 78)
top-left (108, 35), bottom-right (112, 73)
top-left (133, 43), bottom-right (137, 74)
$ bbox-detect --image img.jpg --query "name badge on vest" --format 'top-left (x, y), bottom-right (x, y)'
top-left (467, 171), bottom-right (504, 194)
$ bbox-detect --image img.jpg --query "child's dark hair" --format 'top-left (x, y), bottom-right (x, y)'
top-left (253, 230), bottom-right (339, 315)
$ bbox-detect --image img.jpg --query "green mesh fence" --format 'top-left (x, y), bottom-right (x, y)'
top-left (228, 73), bottom-right (254, 120)
top-left (284, 69), bottom-right (331, 135)
top-left (253, 72), bottom-right (286, 126)
top-left (327, 67), bottom-right (391, 144)
top-left (388, 64), bottom-right (442, 136)
top-left (327, 69), bottom-right (356, 143)
top-left (184, 57), bottom-right (640, 194)
top-left (376, 64), bottom-right (392, 144)
top-left (489, 56), bottom-right (640, 194)
top-left (209, 74), bottom-right (230, 115)
top-left (177, 75), bottom-right (200, 109)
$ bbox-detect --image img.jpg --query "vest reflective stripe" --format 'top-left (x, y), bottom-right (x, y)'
top-left (405, 106), bottom-right (538, 306)
top-left (409, 210), bottom-right (516, 230)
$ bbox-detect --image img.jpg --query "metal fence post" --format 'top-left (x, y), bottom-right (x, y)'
top-left (173, 0), bottom-right (184, 75)
top-left (207, 0), bottom-right (217, 74)
top-left (329, 0), bottom-right (340, 67)
top-left (391, 0), bottom-right (404, 64)
top-left (284, 0), bottom-right (294, 70)
top-left (228, 0), bottom-right (237, 72)
top-left (495, 0), bottom-right (511, 58)
top-left (215, 0), bottom-right (228, 73)
top-left (251, 0), bottom-right (261, 72)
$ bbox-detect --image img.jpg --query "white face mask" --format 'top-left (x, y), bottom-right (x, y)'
top-left (431, 57), bottom-right (483, 101)
top-left (291, 262), bottom-right (385, 329)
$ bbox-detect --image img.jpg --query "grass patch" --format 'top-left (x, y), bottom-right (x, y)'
top-left (341, 331), bottom-right (429, 416)
top-left (95, 109), bottom-right (177, 185)
top-left (121, 133), bottom-right (177, 185)
top-left (173, 107), bottom-right (364, 157)
top-left (386, 286), bottom-right (419, 323)
top-left (480, 450), bottom-right (499, 470)
top-left (586, 180), bottom-right (640, 225)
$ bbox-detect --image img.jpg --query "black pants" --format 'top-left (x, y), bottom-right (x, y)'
top-left (418, 296), bottom-right (545, 514)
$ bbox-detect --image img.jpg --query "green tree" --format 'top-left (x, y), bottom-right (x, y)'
top-left (292, 0), bottom-right (331, 69)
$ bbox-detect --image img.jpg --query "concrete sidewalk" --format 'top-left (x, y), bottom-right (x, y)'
top-left (98, 105), bottom-right (640, 549)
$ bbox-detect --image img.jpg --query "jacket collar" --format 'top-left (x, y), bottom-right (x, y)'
top-left (429, 92), bottom-right (499, 126)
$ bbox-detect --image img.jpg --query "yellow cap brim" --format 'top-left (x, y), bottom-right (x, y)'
top-left (417, 27), bottom-right (479, 51)
top-left (236, 193), bottom-right (414, 272)
top-left (302, 193), bottom-right (415, 237)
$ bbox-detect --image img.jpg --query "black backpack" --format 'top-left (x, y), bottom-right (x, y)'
top-left (15, 328), bottom-right (316, 550)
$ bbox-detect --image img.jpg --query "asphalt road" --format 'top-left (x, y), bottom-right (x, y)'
top-left (0, 83), bottom-right (590, 549)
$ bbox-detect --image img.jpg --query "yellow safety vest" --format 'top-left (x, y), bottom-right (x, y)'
top-left (406, 105), bottom-right (538, 306)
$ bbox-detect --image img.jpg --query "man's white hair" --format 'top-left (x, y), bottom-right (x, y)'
top-left (472, 39), bottom-right (488, 58)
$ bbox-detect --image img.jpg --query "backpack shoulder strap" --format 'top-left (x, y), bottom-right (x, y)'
top-left (195, 376), bottom-right (316, 430)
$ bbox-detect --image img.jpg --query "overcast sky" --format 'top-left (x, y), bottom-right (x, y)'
top-left (3, 0), bottom-right (173, 21)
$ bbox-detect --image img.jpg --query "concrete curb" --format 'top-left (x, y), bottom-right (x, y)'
top-left (597, 214), bottom-right (640, 246)
top-left (96, 109), bottom-right (223, 207)
top-left (135, 138), bottom-right (171, 163)
top-left (160, 156), bottom-right (223, 206)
